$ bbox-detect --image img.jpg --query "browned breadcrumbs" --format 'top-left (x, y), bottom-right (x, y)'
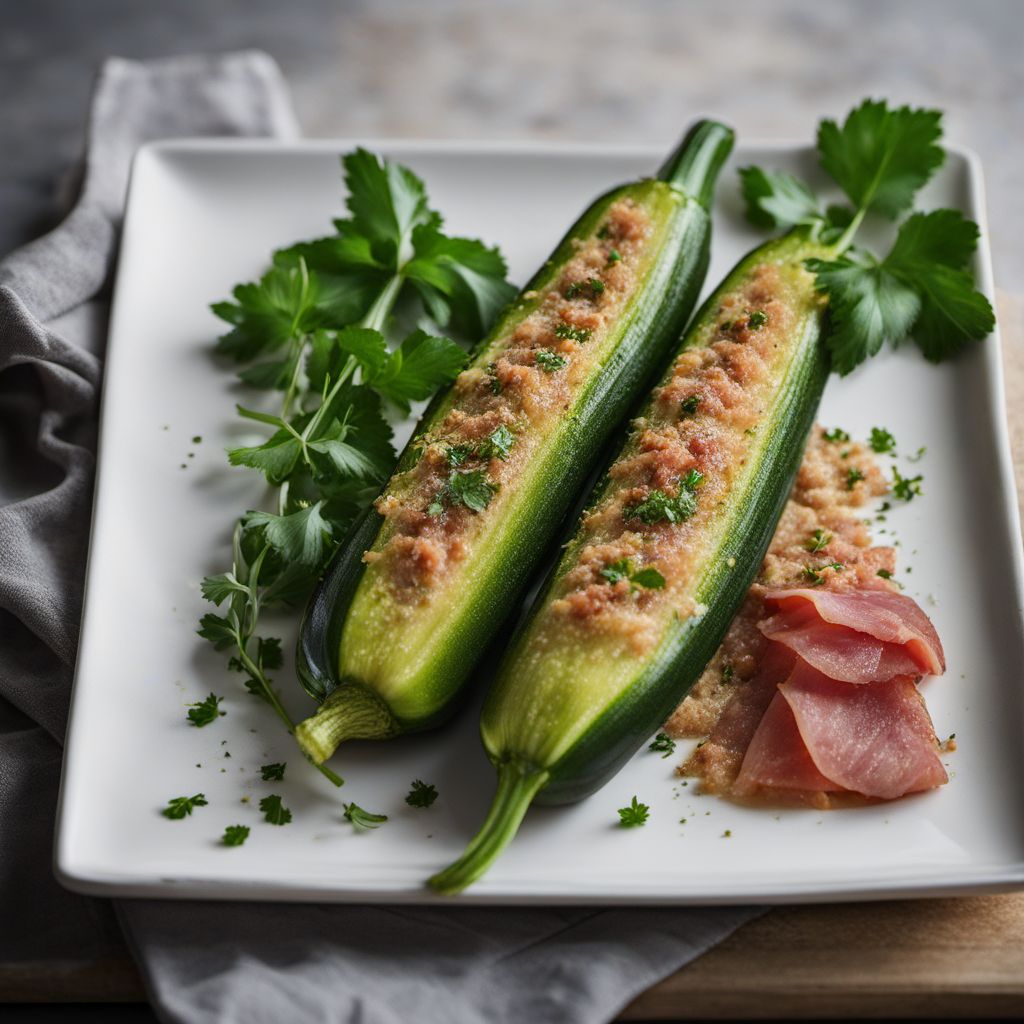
top-left (666, 425), bottom-right (892, 743)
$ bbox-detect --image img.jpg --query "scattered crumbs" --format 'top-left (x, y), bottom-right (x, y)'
top-left (220, 768), bottom-right (226, 773)
top-left (241, 796), bottom-right (250, 804)
top-left (179, 464), bottom-right (187, 469)
top-left (221, 740), bottom-right (227, 746)
top-left (192, 435), bottom-right (203, 444)
top-left (773, 815), bottom-right (781, 822)
top-left (680, 818), bottom-right (687, 825)
top-left (224, 751), bottom-right (231, 758)
top-left (187, 452), bottom-right (195, 459)
top-left (705, 811), bottom-right (711, 816)
top-left (426, 834), bottom-right (433, 839)
top-left (195, 763), bottom-right (201, 768)
top-left (726, 556), bottom-right (736, 567)
top-left (162, 425), bottom-right (169, 431)
top-left (681, 781), bottom-right (689, 787)
top-left (722, 829), bottom-right (732, 838)
top-left (927, 593), bottom-right (938, 606)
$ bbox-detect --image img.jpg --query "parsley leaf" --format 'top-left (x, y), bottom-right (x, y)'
top-left (162, 794), bottom-right (208, 820)
top-left (186, 692), bottom-right (225, 728)
top-left (245, 502), bottom-right (332, 570)
top-left (599, 559), bottom-right (666, 590)
top-left (823, 427), bottom-right (850, 443)
top-left (259, 794), bottom-right (292, 825)
top-left (476, 424), bottom-right (515, 461)
top-left (846, 466), bottom-right (865, 489)
top-left (806, 253), bottom-right (921, 375)
top-left (648, 733), bottom-right (676, 758)
top-left (363, 330), bottom-right (467, 414)
top-left (884, 210), bottom-right (995, 362)
top-left (343, 802), bottom-right (388, 829)
top-left (817, 99), bottom-right (945, 219)
top-left (893, 467), bottom-right (923, 501)
top-left (870, 427), bottom-right (897, 454)
top-left (739, 166), bottom-right (822, 229)
top-left (260, 762), bottom-right (286, 782)
top-left (625, 470), bottom-right (703, 525)
top-left (435, 469), bottom-right (498, 513)
top-left (535, 350), bottom-right (568, 372)
top-left (405, 780), bottom-right (438, 808)
top-left (617, 796), bottom-right (650, 827)
top-left (222, 824), bottom-right (250, 847)
top-left (805, 528), bottom-right (832, 553)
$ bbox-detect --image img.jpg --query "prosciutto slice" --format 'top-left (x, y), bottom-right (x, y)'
top-left (760, 587), bottom-right (945, 677)
top-left (736, 659), bottom-right (948, 799)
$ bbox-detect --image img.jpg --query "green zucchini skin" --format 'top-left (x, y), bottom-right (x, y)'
top-left (429, 230), bottom-right (834, 893)
top-left (294, 123), bottom-right (734, 759)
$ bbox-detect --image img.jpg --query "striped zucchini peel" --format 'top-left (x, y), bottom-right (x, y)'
top-left (293, 121), bottom-right (736, 764)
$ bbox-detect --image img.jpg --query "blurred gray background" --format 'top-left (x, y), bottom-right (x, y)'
top-left (2, 0), bottom-right (1021, 274)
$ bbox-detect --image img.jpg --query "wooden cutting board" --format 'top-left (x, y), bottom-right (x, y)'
top-left (5, 296), bottom-right (1023, 1017)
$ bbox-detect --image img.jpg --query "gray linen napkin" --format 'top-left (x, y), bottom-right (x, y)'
top-left (0, 50), bottom-right (762, 1024)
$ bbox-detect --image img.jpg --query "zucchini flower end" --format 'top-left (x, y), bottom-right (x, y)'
top-left (294, 683), bottom-right (399, 765)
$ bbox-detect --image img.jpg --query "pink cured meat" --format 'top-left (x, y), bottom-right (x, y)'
top-left (759, 605), bottom-right (923, 683)
top-left (733, 690), bottom-right (839, 796)
top-left (761, 587), bottom-right (945, 676)
top-left (737, 659), bottom-right (947, 799)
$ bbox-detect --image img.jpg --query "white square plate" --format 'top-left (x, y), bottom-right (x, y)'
top-left (55, 138), bottom-right (1024, 904)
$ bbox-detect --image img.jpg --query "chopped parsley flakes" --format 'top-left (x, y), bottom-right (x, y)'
top-left (259, 794), bottom-right (292, 825)
top-left (535, 349), bottom-right (568, 372)
top-left (823, 427), bottom-right (850, 443)
top-left (869, 426), bottom-right (897, 454)
top-left (222, 824), bottom-right (250, 846)
top-left (162, 793), bottom-right (208, 820)
top-left (893, 467), bottom-right (923, 501)
top-left (599, 558), bottom-right (666, 590)
top-left (625, 469), bottom-right (703, 525)
top-left (186, 692), bottom-right (225, 728)
top-left (554, 322), bottom-right (592, 343)
top-left (405, 780), bottom-right (439, 808)
top-left (805, 528), bottom-right (832, 553)
top-left (617, 796), bottom-right (650, 827)
top-left (680, 394), bottom-right (701, 417)
top-left (648, 733), bottom-right (676, 758)
top-left (846, 466), bottom-right (865, 489)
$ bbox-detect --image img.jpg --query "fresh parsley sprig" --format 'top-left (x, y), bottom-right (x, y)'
top-left (199, 150), bottom-right (514, 789)
top-left (740, 100), bottom-right (994, 374)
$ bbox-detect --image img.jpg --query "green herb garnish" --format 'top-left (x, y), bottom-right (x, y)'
top-left (626, 470), bottom-right (704, 525)
top-left (162, 794), bottom-right (208, 820)
top-left (535, 349), bottom-right (568, 372)
top-left (186, 693), bottom-right (225, 728)
top-left (802, 561), bottom-right (844, 586)
top-left (607, 249), bottom-right (621, 264)
top-left (476, 425), bottom-right (515, 461)
top-left (600, 558), bottom-right (666, 590)
top-left (805, 528), bottom-right (832, 553)
top-left (648, 733), bottom-right (676, 759)
top-left (259, 794), bottom-right (292, 825)
top-left (870, 426), bottom-right (897, 454)
top-left (680, 394), bottom-right (701, 417)
top-left (748, 310), bottom-right (768, 330)
top-left (405, 780), bottom-right (439, 808)
top-left (741, 100), bottom-right (994, 374)
top-left (846, 466), bottom-right (865, 489)
top-left (259, 762), bottom-right (286, 782)
top-left (222, 825), bottom-right (250, 846)
top-left (893, 467), bottom-right (923, 501)
top-left (617, 796), bottom-right (650, 828)
top-left (554, 322), bottom-right (592, 343)
top-left (823, 427), bottom-right (850, 443)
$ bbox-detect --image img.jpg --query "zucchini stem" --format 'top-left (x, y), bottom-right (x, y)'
top-left (428, 762), bottom-right (549, 895)
top-left (294, 684), bottom-right (399, 763)
top-left (658, 120), bottom-right (735, 209)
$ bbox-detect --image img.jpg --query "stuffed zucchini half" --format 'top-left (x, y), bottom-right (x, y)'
top-left (294, 121), bottom-right (735, 762)
top-left (429, 228), bottom-right (837, 893)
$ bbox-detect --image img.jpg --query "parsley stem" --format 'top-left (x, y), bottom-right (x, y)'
top-left (361, 273), bottom-right (404, 333)
top-left (834, 205), bottom-right (866, 255)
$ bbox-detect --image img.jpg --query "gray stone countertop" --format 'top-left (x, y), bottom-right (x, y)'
top-left (2, 0), bottom-right (1021, 280)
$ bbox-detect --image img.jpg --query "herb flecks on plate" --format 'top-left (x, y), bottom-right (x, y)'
top-left (740, 100), bottom-right (994, 374)
top-left (199, 149), bottom-right (514, 790)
